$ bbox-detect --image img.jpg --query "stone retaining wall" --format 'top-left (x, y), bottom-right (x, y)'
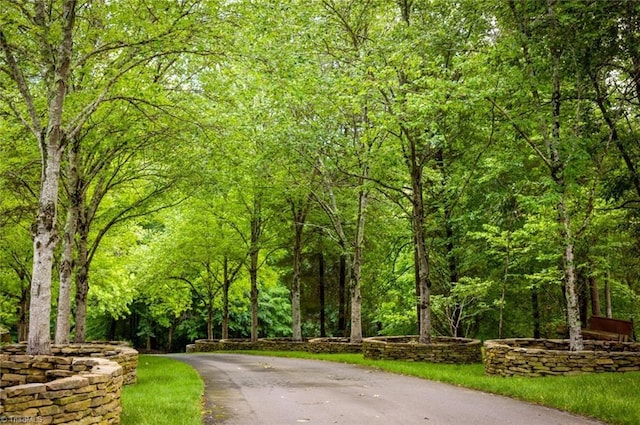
top-left (363, 336), bottom-right (482, 364)
top-left (0, 354), bottom-right (123, 424)
top-left (193, 338), bottom-right (308, 352)
top-left (257, 338), bottom-right (310, 352)
top-left (483, 338), bottom-right (640, 377)
top-left (0, 343), bottom-right (138, 385)
top-left (192, 338), bottom-right (363, 354)
top-left (307, 338), bottom-right (363, 354)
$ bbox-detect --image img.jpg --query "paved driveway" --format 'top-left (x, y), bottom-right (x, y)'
top-left (168, 353), bottom-right (607, 425)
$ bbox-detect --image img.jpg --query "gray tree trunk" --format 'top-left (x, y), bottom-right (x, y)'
top-left (73, 223), bottom-right (90, 343)
top-left (222, 257), bottom-right (230, 340)
top-left (55, 141), bottom-right (80, 344)
top-left (559, 202), bottom-right (583, 351)
top-left (291, 214), bottom-right (306, 341)
top-left (15, 0), bottom-right (78, 356)
top-left (350, 179), bottom-right (369, 343)
top-left (249, 200), bottom-right (262, 342)
top-left (29, 143), bottom-right (63, 354)
top-left (605, 271), bottom-right (612, 318)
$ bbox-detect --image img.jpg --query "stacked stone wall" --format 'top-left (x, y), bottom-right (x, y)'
top-left (256, 338), bottom-right (310, 352)
top-left (193, 338), bottom-right (364, 354)
top-left (0, 354), bottom-right (123, 424)
top-left (194, 338), bottom-right (310, 352)
top-left (483, 338), bottom-right (640, 377)
top-left (307, 338), bottom-right (362, 354)
top-left (363, 336), bottom-right (482, 364)
top-left (0, 343), bottom-right (138, 385)
top-left (193, 339), bottom-right (221, 352)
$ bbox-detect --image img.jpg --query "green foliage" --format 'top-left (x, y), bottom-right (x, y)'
top-left (258, 283), bottom-right (293, 338)
top-left (431, 277), bottom-right (494, 337)
top-left (1, 0), bottom-right (639, 349)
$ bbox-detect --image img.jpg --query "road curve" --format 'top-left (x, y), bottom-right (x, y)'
top-left (168, 353), bottom-right (607, 425)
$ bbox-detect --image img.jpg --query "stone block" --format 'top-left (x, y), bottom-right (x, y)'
top-left (46, 376), bottom-right (89, 391)
top-left (65, 398), bottom-right (93, 412)
top-left (1, 383), bottom-right (46, 398)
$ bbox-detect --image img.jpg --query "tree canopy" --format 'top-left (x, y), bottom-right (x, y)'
top-left (1, 0), bottom-right (638, 353)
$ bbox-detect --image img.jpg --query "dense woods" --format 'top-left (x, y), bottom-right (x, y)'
top-left (1, 0), bottom-right (639, 354)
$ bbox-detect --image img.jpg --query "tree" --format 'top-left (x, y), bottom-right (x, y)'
top-left (1, 0), bottom-right (80, 354)
top-left (0, 0), bottom-right (214, 354)
top-left (491, 0), bottom-right (621, 350)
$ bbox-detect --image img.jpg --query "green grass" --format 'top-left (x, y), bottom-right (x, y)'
top-left (121, 351), bottom-right (640, 425)
top-left (121, 355), bottom-right (203, 425)
top-left (234, 351), bottom-right (640, 425)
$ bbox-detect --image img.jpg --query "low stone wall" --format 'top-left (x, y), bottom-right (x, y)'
top-left (0, 342), bottom-right (138, 385)
top-left (483, 338), bottom-right (640, 377)
top-left (257, 338), bottom-right (310, 352)
top-left (194, 338), bottom-right (309, 352)
top-left (307, 338), bottom-right (362, 354)
top-left (0, 354), bottom-right (123, 424)
top-left (363, 336), bottom-right (482, 364)
top-left (192, 337), bottom-right (364, 354)
top-left (193, 339), bottom-right (222, 352)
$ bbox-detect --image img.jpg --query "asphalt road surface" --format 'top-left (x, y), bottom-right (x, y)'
top-left (168, 353), bottom-right (607, 425)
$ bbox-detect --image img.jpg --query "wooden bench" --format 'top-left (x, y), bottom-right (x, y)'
top-left (582, 316), bottom-right (634, 342)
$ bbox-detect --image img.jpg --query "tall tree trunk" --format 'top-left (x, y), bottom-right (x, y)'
top-left (207, 302), bottom-right (214, 340)
top-left (531, 285), bottom-right (540, 339)
top-left (29, 142), bottom-right (63, 354)
top-left (589, 275), bottom-right (601, 316)
top-left (18, 285), bottom-right (29, 342)
top-left (414, 235), bottom-right (421, 335)
top-left (350, 183), bottom-right (368, 343)
top-left (73, 214), bottom-right (90, 343)
top-left (409, 146), bottom-right (431, 344)
top-left (55, 140), bottom-right (80, 344)
top-left (249, 201), bottom-right (261, 342)
top-left (291, 216), bottom-right (305, 341)
top-left (499, 229), bottom-right (511, 339)
top-left (222, 257), bottom-right (230, 340)
top-left (338, 255), bottom-right (346, 336)
top-left (249, 250), bottom-right (258, 341)
top-left (560, 209), bottom-right (583, 350)
top-left (605, 270), bottom-right (612, 318)
top-left (319, 246), bottom-right (326, 338)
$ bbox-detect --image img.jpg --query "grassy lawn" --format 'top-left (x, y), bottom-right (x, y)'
top-left (121, 355), bottom-right (203, 425)
top-left (121, 352), bottom-right (640, 425)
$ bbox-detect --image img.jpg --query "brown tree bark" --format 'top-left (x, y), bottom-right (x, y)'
top-left (249, 198), bottom-right (262, 342)
top-left (350, 182), bottom-right (368, 343)
top-left (338, 255), bottom-right (347, 336)
top-left (73, 208), bottom-right (90, 343)
top-left (318, 246), bottom-right (326, 337)
top-left (589, 275), bottom-right (601, 317)
top-left (290, 198), bottom-right (310, 341)
top-left (222, 257), bottom-right (231, 340)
